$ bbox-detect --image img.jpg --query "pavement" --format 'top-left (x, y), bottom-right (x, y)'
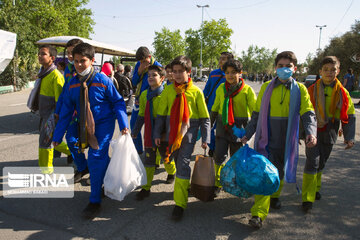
top-left (0, 80), bottom-right (359, 240)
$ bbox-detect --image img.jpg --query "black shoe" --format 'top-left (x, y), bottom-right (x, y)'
top-left (188, 187), bottom-right (192, 197)
top-left (171, 205), bottom-right (184, 221)
top-left (136, 189), bottom-right (150, 201)
top-left (302, 201), bottom-right (313, 213)
top-left (249, 216), bottom-right (262, 229)
top-left (270, 198), bottom-right (281, 209)
top-left (82, 202), bottom-right (101, 219)
top-left (315, 192), bottom-right (321, 200)
top-left (208, 149), bottom-right (214, 157)
top-left (213, 186), bottom-right (221, 198)
top-left (53, 150), bottom-right (61, 158)
top-left (102, 186), bottom-right (105, 198)
top-left (67, 155), bottom-right (73, 164)
top-left (165, 174), bottom-right (175, 184)
top-left (74, 167), bottom-right (89, 183)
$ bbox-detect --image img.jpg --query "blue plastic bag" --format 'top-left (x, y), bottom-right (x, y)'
top-left (234, 144), bottom-right (280, 196)
top-left (220, 154), bottom-right (252, 198)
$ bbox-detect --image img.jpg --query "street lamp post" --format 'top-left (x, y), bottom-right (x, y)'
top-left (316, 25), bottom-right (327, 50)
top-left (197, 4), bottom-right (209, 79)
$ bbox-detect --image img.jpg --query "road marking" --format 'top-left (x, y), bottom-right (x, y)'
top-left (9, 103), bottom-right (26, 107)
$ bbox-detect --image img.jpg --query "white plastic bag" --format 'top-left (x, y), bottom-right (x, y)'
top-left (104, 134), bottom-right (147, 201)
top-left (27, 78), bottom-right (41, 112)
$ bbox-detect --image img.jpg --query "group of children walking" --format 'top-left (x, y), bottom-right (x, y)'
top-left (35, 40), bottom-right (355, 228)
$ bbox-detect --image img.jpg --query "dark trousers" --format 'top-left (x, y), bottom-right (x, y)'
top-left (304, 142), bottom-right (334, 174)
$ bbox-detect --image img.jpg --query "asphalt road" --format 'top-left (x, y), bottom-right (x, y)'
top-left (0, 80), bottom-right (359, 240)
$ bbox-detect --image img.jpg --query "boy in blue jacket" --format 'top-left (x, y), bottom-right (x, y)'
top-left (54, 38), bottom-right (89, 182)
top-left (52, 43), bottom-right (129, 219)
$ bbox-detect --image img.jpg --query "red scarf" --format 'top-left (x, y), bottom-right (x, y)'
top-left (308, 78), bottom-right (349, 131)
top-left (165, 78), bottom-right (192, 162)
top-left (222, 80), bottom-right (244, 127)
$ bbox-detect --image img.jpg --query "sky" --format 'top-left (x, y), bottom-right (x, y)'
top-left (85, 0), bottom-right (359, 64)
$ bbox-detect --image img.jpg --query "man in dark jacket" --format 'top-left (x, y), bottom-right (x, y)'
top-left (114, 63), bottom-right (133, 100)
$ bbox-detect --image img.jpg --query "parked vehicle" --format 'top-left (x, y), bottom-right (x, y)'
top-left (304, 75), bottom-right (317, 88)
top-left (193, 75), bottom-right (208, 82)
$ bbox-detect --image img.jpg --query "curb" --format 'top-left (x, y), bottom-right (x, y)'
top-left (0, 85), bottom-right (14, 94)
top-left (0, 81), bottom-right (35, 95)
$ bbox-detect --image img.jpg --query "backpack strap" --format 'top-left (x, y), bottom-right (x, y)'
top-left (205, 74), bottom-right (224, 104)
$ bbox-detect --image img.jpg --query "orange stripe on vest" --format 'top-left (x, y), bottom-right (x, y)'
top-left (90, 83), bottom-right (107, 89)
top-left (69, 83), bottom-right (81, 89)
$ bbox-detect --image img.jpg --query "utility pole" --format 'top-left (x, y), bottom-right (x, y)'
top-left (316, 25), bottom-right (327, 51)
top-left (197, 4), bottom-right (209, 78)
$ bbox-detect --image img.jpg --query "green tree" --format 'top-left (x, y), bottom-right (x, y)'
top-left (239, 45), bottom-right (277, 75)
top-left (184, 28), bottom-right (201, 68)
top-left (0, 0), bottom-right (94, 87)
top-left (308, 20), bottom-right (360, 82)
top-left (152, 27), bottom-right (185, 65)
top-left (185, 18), bottom-right (233, 72)
top-left (202, 19), bottom-right (233, 70)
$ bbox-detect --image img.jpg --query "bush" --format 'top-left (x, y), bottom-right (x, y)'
top-left (0, 53), bottom-right (38, 89)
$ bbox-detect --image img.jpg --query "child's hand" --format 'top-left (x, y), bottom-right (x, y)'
top-left (201, 142), bottom-right (207, 149)
top-left (344, 140), bottom-right (354, 150)
top-left (121, 128), bottom-right (129, 135)
top-left (305, 135), bottom-right (317, 148)
top-left (138, 62), bottom-right (150, 75)
top-left (154, 138), bottom-right (161, 147)
top-left (240, 136), bottom-right (248, 144)
top-left (338, 129), bottom-right (343, 137)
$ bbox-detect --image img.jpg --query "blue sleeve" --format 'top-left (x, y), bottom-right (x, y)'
top-left (132, 62), bottom-right (141, 86)
top-left (106, 80), bottom-right (129, 130)
top-left (154, 61), bottom-right (162, 67)
top-left (53, 85), bottom-right (74, 143)
top-left (203, 75), bottom-right (213, 96)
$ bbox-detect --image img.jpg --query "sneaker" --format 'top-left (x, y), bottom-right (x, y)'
top-left (249, 216), bottom-right (262, 229)
top-left (171, 205), bottom-right (184, 221)
top-left (315, 192), bottom-right (321, 200)
top-left (302, 201), bottom-right (313, 213)
top-left (67, 155), bottom-right (73, 164)
top-left (213, 186), bottom-right (221, 198)
top-left (165, 174), bottom-right (175, 184)
top-left (208, 149), bottom-right (214, 157)
top-left (74, 167), bottom-right (89, 183)
top-left (82, 202), bottom-right (101, 219)
top-left (136, 189), bottom-right (150, 201)
top-left (270, 198), bottom-right (281, 209)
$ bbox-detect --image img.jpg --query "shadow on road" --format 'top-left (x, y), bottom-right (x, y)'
top-left (0, 112), bottom-right (39, 134)
top-left (0, 141), bottom-right (358, 240)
